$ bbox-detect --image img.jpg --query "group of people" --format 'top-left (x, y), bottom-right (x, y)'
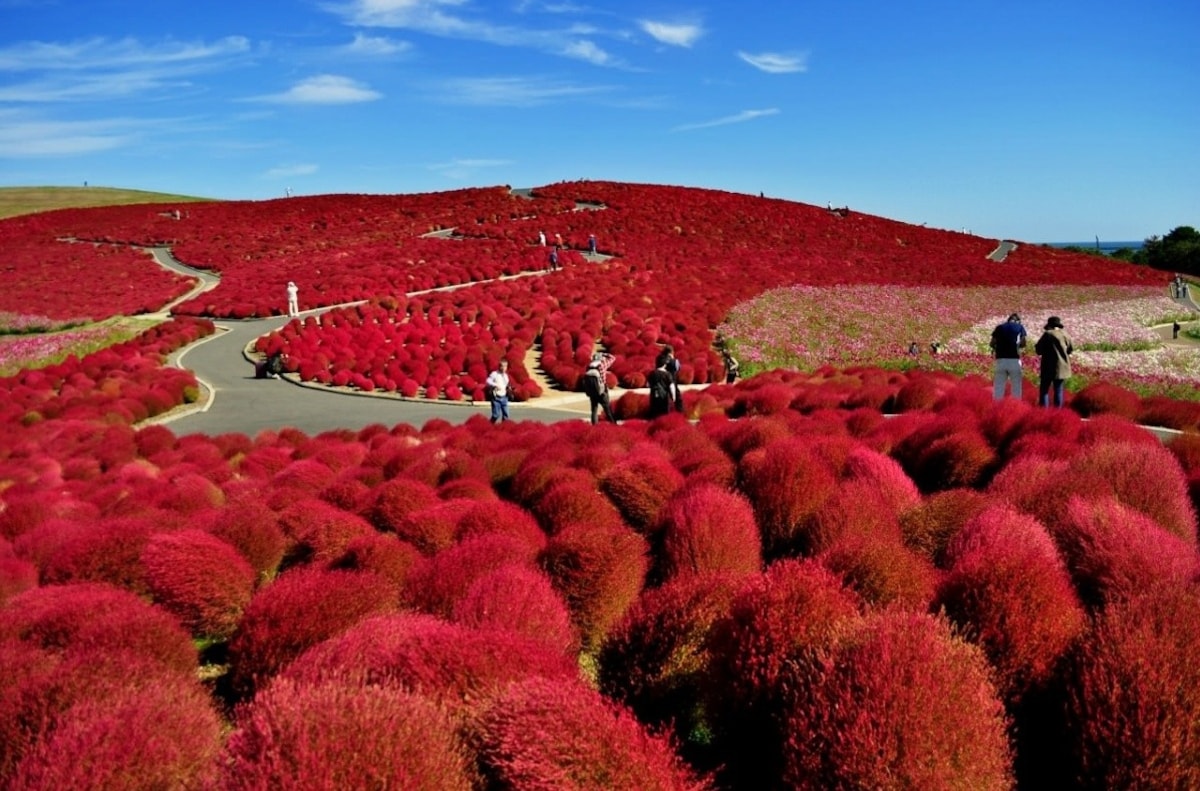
top-left (538, 230), bottom-right (600, 271)
top-left (1173, 274), bottom-right (1191, 300)
top-left (990, 312), bottom-right (1074, 407)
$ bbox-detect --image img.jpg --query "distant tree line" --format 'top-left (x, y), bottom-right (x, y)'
top-left (1060, 226), bottom-right (1200, 277)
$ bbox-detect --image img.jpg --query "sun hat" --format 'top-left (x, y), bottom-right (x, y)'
top-left (1045, 316), bottom-right (1063, 329)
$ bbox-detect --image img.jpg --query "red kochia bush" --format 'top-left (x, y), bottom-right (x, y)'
top-left (8, 670), bottom-right (222, 791)
top-left (1049, 495), bottom-right (1199, 610)
top-left (1062, 587), bottom-right (1200, 790)
top-left (475, 675), bottom-right (712, 791)
top-left (600, 449), bottom-right (686, 533)
top-left (817, 533), bottom-right (937, 612)
top-left (404, 532), bottom-right (539, 618)
top-left (198, 497), bottom-right (288, 581)
top-left (276, 497), bottom-right (377, 565)
top-left (141, 529), bottom-right (257, 640)
top-left (936, 505), bottom-right (1086, 703)
top-left (450, 565), bottom-right (578, 654)
top-left (737, 437), bottom-right (838, 558)
top-left (220, 679), bottom-right (476, 791)
top-left (780, 612), bottom-right (1012, 790)
top-left (539, 522), bottom-right (650, 651)
top-left (655, 483), bottom-right (761, 582)
top-left (280, 613), bottom-right (580, 716)
top-left (704, 559), bottom-right (861, 788)
top-left (1068, 381), bottom-right (1142, 420)
top-left (226, 567), bottom-right (400, 698)
top-left (0, 582), bottom-right (197, 673)
top-left (1068, 439), bottom-right (1197, 543)
top-left (598, 572), bottom-right (745, 754)
top-left (39, 515), bottom-right (156, 594)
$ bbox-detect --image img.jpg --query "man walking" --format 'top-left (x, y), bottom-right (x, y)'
top-left (989, 312), bottom-right (1027, 400)
top-left (486, 360), bottom-right (511, 423)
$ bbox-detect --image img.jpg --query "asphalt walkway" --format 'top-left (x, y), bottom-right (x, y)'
top-left (144, 247), bottom-right (611, 436)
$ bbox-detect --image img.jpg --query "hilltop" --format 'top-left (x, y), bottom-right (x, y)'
top-left (0, 186), bottom-right (211, 220)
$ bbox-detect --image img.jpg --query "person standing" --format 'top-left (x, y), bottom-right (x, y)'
top-left (287, 281), bottom-right (299, 317)
top-left (722, 348), bottom-right (740, 383)
top-left (989, 312), bottom-right (1027, 400)
top-left (554, 232), bottom-right (564, 249)
top-left (583, 352), bottom-right (617, 424)
top-left (538, 230), bottom-right (546, 246)
top-left (655, 345), bottom-right (684, 412)
top-left (486, 360), bottom-right (511, 423)
top-left (548, 247), bottom-right (559, 271)
top-left (647, 362), bottom-right (675, 419)
top-left (588, 234), bottom-right (597, 255)
top-left (1035, 316), bottom-right (1073, 407)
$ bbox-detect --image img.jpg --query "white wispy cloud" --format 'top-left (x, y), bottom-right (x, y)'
top-left (435, 76), bottom-right (610, 106)
top-left (0, 112), bottom-right (138, 156)
top-left (265, 163), bottom-right (320, 178)
top-left (638, 20), bottom-right (703, 48)
top-left (0, 35), bottom-right (251, 72)
top-left (253, 75), bottom-right (382, 104)
top-left (672, 108), bottom-right (779, 132)
top-left (331, 0), bottom-right (621, 67)
top-left (342, 32), bottom-right (411, 56)
top-left (737, 50), bottom-right (808, 74)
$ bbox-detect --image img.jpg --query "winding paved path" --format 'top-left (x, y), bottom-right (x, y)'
top-left (144, 247), bottom-right (604, 436)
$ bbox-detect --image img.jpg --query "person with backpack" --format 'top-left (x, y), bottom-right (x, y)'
top-left (655, 345), bottom-right (685, 412)
top-left (583, 352), bottom-right (617, 424)
top-left (647, 362), bottom-right (675, 419)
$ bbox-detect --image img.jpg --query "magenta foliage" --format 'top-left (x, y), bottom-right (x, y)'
top-left (736, 437), bottom-right (839, 558)
top-left (226, 567), bottom-right (400, 698)
top-left (656, 482), bottom-right (761, 582)
top-left (404, 532), bottom-right (539, 618)
top-left (475, 675), bottom-right (712, 790)
top-left (450, 565), bottom-right (578, 654)
top-left (141, 528), bottom-right (257, 639)
top-left (220, 678), bottom-right (476, 790)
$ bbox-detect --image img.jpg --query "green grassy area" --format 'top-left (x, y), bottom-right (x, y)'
top-left (0, 317), bottom-right (163, 377)
top-left (0, 186), bottom-right (212, 220)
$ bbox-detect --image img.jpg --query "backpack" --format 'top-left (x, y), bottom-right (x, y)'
top-left (650, 375), bottom-right (671, 402)
top-left (583, 367), bottom-right (605, 397)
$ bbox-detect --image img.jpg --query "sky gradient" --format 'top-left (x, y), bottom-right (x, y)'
top-left (2, 0), bottom-right (1196, 242)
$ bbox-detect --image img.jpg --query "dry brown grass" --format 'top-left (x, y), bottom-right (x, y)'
top-left (0, 186), bottom-right (211, 220)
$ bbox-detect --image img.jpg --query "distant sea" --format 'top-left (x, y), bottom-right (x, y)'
top-left (1047, 241), bottom-right (1143, 255)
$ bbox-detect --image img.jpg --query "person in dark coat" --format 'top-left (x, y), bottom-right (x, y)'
top-left (646, 363), bottom-right (675, 418)
top-left (583, 352), bottom-right (617, 425)
top-left (1034, 316), bottom-right (1073, 407)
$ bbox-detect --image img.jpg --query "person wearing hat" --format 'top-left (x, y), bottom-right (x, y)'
top-left (989, 312), bottom-right (1027, 400)
top-left (1034, 316), bottom-right (1073, 407)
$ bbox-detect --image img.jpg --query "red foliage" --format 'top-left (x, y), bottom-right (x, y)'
top-left (529, 478), bottom-right (627, 536)
top-left (454, 498), bottom-right (546, 551)
top-left (1069, 439), bottom-right (1197, 543)
top-left (197, 496), bottom-right (288, 581)
top-left (736, 437), bottom-right (839, 558)
top-left (1049, 495), bottom-right (1199, 609)
top-left (276, 497), bottom-right (377, 565)
top-left (39, 515), bottom-right (155, 594)
top-left (326, 531), bottom-right (422, 592)
top-left (226, 567), bottom-right (400, 698)
top-left (807, 480), bottom-right (904, 556)
top-left (817, 533), bottom-right (937, 611)
top-left (1069, 381), bottom-right (1142, 420)
top-left (656, 483), bottom-right (761, 582)
top-left (937, 504), bottom-right (1086, 702)
top-left (8, 667), bottom-right (222, 791)
top-left (600, 447), bottom-right (686, 533)
top-left (703, 559), bottom-right (861, 786)
top-left (390, 498), bottom-right (475, 555)
top-left (404, 532), bottom-right (540, 618)
top-left (141, 529), bottom-right (257, 640)
top-left (450, 565), bottom-right (578, 654)
top-left (280, 613), bottom-right (579, 715)
top-left (599, 572), bottom-right (745, 752)
top-left (475, 675), bottom-right (712, 791)
top-left (1060, 587), bottom-right (1200, 789)
top-left (0, 582), bottom-right (197, 672)
top-left (539, 521), bottom-right (650, 651)
top-left (779, 612), bottom-right (1012, 790)
top-left (0, 555), bottom-right (38, 606)
top-left (220, 678), bottom-right (476, 790)
top-left (1136, 395), bottom-right (1200, 432)
top-left (366, 477), bottom-right (440, 532)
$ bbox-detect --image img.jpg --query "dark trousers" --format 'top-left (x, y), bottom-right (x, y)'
top-left (589, 393), bottom-right (616, 424)
top-left (1039, 378), bottom-right (1065, 407)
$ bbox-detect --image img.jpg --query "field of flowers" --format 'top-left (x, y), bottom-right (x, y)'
top-left (720, 284), bottom-right (1200, 398)
top-left (1, 182), bottom-right (1200, 788)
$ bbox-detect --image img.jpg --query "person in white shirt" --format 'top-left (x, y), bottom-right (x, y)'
top-left (286, 281), bottom-right (299, 317)
top-left (485, 360), bottom-right (511, 423)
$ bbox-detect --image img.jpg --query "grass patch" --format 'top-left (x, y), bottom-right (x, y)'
top-left (0, 186), bottom-right (212, 220)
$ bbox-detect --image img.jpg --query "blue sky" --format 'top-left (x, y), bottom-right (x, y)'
top-left (1, 0), bottom-right (1196, 242)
